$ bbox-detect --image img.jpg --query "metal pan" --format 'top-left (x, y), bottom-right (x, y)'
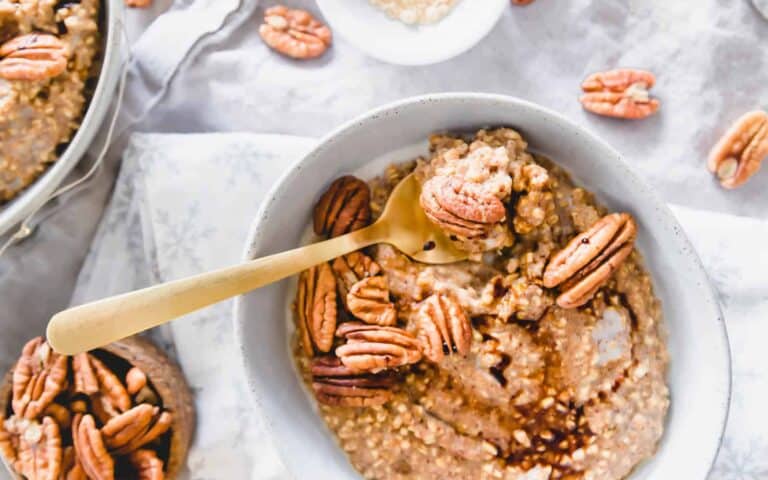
top-left (0, 0), bottom-right (124, 237)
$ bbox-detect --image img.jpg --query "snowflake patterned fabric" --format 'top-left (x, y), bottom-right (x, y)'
top-left (71, 133), bottom-right (315, 480)
top-left (71, 133), bottom-right (767, 479)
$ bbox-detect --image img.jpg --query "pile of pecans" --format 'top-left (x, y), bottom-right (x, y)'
top-left (0, 337), bottom-right (189, 480)
top-left (298, 164), bottom-right (643, 408)
top-left (297, 176), bottom-right (478, 407)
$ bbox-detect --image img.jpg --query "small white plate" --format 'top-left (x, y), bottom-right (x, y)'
top-left (316, 0), bottom-right (508, 65)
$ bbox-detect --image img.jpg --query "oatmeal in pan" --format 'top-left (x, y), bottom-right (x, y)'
top-left (0, 0), bottom-right (101, 203)
top-left (294, 128), bottom-right (669, 480)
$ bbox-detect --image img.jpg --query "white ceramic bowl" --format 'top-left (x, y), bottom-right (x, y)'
top-left (234, 93), bottom-right (731, 479)
top-left (316, 0), bottom-right (508, 65)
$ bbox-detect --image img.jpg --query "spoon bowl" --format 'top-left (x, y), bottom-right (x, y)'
top-left (377, 174), bottom-right (468, 264)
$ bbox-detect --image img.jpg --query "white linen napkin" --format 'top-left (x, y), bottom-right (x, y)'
top-left (70, 132), bottom-right (767, 479)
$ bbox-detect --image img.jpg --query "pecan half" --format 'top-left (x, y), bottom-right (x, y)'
top-left (128, 449), bottom-right (165, 480)
top-left (332, 251), bottom-right (382, 304)
top-left (0, 418), bottom-right (16, 465)
top-left (0, 33), bottom-right (68, 81)
top-left (89, 355), bottom-right (131, 418)
top-left (335, 322), bottom-right (422, 373)
top-left (707, 110), bottom-right (768, 189)
top-left (420, 175), bottom-right (506, 239)
top-left (543, 213), bottom-right (637, 308)
top-left (259, 5), bottom-right (332, 60)
top-left (310, 356), bottom-right (395, 407)
top-left (101, 404), bottom-right (172, 456)
top-left (72, 353), bottom-right (99, 395)
top-left (13, 416), bottom-right (62, 480)
top-left (296, 263), bottom-right (338, 355)
top-left (346, 276), bottom-right (397, 326)
top-left (416, 294), bottom-right (472, 363)
top-left (72, 353), bottom-right (131, 423)
top-left (580, 69), bottom-right (660, 120)
top-left (125, 368), bottom-right (148, 396)
top-left (72, 414), bottom-right (114, 480)
top-left (12, 337), bottom-right (68, 419)
top-left (313, 176), bottom-right (371, 238)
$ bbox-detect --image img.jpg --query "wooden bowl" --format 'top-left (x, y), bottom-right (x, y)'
top-left (0, 335), bottom-right (195, 479)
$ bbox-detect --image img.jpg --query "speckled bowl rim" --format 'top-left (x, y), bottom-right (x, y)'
top-left (0, 0), bottom-right (125, 237)
top-left (234, 92), bottom-right (731, 479)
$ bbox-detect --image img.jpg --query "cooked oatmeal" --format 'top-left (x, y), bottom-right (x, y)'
top-left (369, 0), bottom-right (460, 25)
top-left (295, 128), bottom-right (669, 479)
top-left (0, 0), bottom-right (101, 203)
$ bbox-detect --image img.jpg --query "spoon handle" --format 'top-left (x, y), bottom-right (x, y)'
top-left (47, 223), bottom-right (386, 355)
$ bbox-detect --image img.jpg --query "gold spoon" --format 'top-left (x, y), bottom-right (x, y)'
top-left (46, 174), bottom-right (468, 355)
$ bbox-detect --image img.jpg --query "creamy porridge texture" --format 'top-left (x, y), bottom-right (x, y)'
top-left (0, 0), bottom-right (101, 203)
top-left (295, 128), bottom-right (669, 479)
top-left (368, 0), bottom-right (460, 25)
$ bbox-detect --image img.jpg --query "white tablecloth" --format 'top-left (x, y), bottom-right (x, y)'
top-left (1, 0), bottom-right (767, 478)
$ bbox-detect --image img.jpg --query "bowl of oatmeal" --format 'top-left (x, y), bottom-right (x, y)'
top-left (0, 0), bottom-right (124, 237)
top-left (316, 0), bottom-right (508, 65)
top-left (234, 93), bottom-right (730, 479)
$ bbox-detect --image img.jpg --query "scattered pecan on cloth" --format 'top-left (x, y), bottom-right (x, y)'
top-left (259, 5), bottom-right (332, 60)
top-left (580, 68), bottom-right (660, 120)
top-left (708, 110), bottom-right (768, 189)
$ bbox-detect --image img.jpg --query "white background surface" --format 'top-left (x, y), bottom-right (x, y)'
top-left (0, 0), bottom-right (766, 478)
